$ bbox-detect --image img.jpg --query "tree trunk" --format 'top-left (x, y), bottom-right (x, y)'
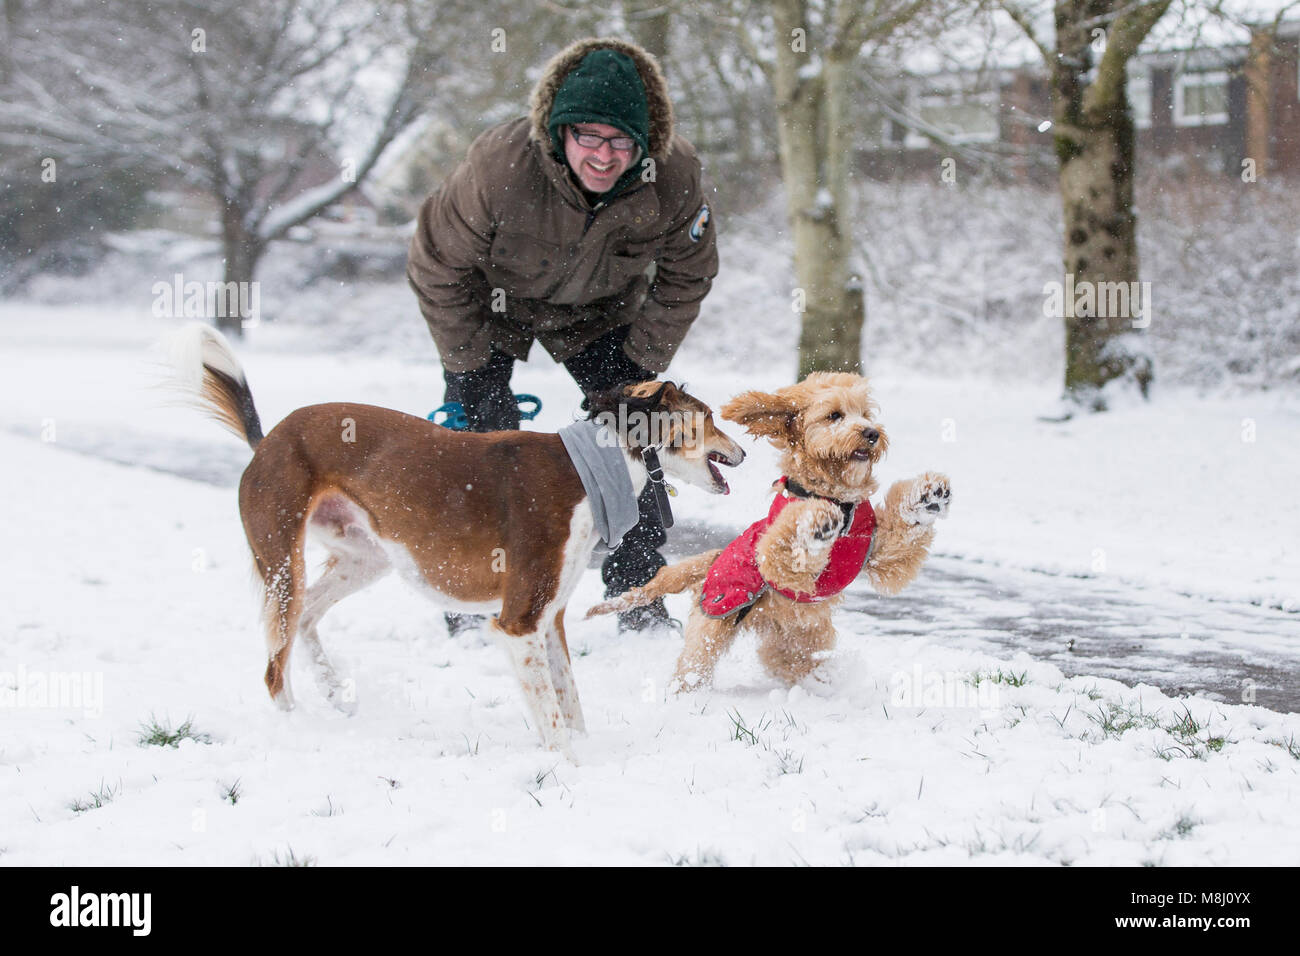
top-left (1244, 28), bottom-right (1273, 177)
top-left (1058, 113), bottom-right (1150, 402)
top-left (625, 0), bottom-right (670, 59)
top-left (219, 204), bottom-right (263, 337)
top-left (1, 0), bottom-right (15, 84)
top-left (1053, 1), bottom-right (1157, 409)
top-left (772, 0), bottom-right (863, 379)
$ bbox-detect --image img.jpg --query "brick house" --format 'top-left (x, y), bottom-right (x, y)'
top-left (870, 21), bottom-right (1300, 180)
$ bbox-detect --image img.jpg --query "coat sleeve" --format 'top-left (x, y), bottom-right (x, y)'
top-left (622, 147), bottom-right (719, 374)
top-left (406, 140), bottom-right (497, 373)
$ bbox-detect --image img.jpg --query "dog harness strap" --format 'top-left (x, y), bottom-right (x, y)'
top-left (772, 497), bottom-right (875, 602)
top-left (782, 475), bottom-right (854, 531)
top-left (641, 445), bottom-right (675, 530)
top-left (700, 475), bottom-right (876, 616)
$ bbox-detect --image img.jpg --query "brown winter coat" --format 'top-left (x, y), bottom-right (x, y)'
top-left (406, 37), bottom-right (719, 374)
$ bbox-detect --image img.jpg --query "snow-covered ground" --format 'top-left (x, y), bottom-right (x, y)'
top-left (2, 302), bottom-right (1298, 866)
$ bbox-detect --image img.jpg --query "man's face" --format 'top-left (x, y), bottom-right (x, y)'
top-left (563, 122), bottom-right (638, 194)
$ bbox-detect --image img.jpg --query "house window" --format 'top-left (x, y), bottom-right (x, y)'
top-left (902, 91), bottom-right (999, 147)
top-left (879, 115), bottom-right (906, 147)
top-left (1174, 71), bottom-right (1229, 126)
top-left (1129, 74), bottom-right (1152, 129)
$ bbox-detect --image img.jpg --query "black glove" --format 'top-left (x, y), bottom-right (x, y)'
top-left (565, 325), bottom-right (655, 408)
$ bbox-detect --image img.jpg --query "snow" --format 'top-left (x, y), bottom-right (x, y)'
top-left (1, 300), bottom-right (1298, 866)
top-left (796, 60), bottom-right (823, 81)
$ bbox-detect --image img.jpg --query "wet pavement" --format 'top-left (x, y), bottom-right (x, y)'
top-left (664, 520), bottom-right (1300, 715)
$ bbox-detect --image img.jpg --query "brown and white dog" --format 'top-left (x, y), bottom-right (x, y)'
top-left (170, 325), bottom-right (744, 759)
top-left (588, 372), bottom-right (950, 691)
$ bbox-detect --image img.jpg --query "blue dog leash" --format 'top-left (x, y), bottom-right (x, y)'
top-left (514, 394), bottom-right (541, 421)
top-left (428, 402), bottom-right (469, 429)
top-left (429, 394), bottom-right (542, 430)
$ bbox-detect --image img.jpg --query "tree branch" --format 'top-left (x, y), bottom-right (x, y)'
top-left (1085, 0), bottom-right (1174, 116)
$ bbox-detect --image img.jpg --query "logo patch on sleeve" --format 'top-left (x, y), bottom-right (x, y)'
top-left (688, 205), bottom-right (710, 242)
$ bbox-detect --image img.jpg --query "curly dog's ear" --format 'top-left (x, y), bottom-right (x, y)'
top-left (721, 389), bottom-right (801, 441)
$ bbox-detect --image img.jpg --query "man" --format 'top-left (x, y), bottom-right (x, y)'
top-left (407, 36), bottom-right (718, 633)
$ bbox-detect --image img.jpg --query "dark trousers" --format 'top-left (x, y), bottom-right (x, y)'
top-left (442, 326), bottom-right (667, 596)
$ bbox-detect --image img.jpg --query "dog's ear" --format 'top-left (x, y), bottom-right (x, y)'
top-left (623, 380), bottom-right (673, 407)
top-left (584, 380), bottom-right (675, 419)
top-left (582, 385), bottom-right (620, 418)
top-left (721, 389), bottom-right (800, 440)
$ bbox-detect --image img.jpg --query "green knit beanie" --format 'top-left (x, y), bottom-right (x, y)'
top-left (547, 49), bottom-right (650, 161)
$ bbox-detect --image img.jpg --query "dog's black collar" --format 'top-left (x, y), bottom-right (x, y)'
top-left (782, 477), bottom-right (854, 533)
top-left (782, 477), bottom-right (823, 500)
top-left (641, 446), bottom-right (674, 529)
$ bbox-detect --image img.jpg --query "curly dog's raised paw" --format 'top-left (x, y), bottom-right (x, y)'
top-left (796, 499), bottom-right (846, 549)
top-left (899, 472), bottom-right (952, 526)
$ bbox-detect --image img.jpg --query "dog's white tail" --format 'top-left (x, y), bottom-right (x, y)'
top-left (163, 322), bottom-right (264, 449)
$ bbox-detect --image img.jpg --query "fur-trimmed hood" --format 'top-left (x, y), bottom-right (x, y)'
top-left (529, 37), bottom-right (676, 161)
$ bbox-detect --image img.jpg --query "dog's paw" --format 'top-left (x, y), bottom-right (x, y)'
top-left (899, 472), bottom-right (951, 526)
top-left (326, 686), bottom-right (358, 717)
top-left (796, 499), bottom-right (846, 550)
top-left (669, 671), bottom-right (703, 695)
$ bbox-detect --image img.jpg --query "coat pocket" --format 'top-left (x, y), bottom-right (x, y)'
top-left (604, 239), bottom-right (660, 289)
top-left (489, 232), bottom-right (559, 288)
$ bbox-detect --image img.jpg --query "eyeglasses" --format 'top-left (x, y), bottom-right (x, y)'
top-left (568, 126), bottom-right (637, 152)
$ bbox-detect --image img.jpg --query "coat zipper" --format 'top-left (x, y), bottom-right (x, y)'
top-left (582, 201), bottom-right (605, 237)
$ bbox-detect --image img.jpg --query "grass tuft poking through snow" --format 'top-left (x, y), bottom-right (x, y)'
top-left (136, 714), bottom-right (212, 748)
top-left (69, 780), bottom-right (121, 814)
top-left (1266, 735), bottom-right (1300, 760)
top-left (727, 708), bottom-right (771, 746)
top-left (264, 847), bottom-right (316, 867)
top-left (972, 669), bottom-right (1029, 688)
top-left (669, 848), bottom-right (727, 867)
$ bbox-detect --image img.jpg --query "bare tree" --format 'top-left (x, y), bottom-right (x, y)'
top-left (625, 0), bottom-right (673, 56)
top-left (1001, 0), bottom-right (1176, 409)
top-left (0, 0), bottom-right (459, 333)
top-left (700, 0), bottom-right (959, 377)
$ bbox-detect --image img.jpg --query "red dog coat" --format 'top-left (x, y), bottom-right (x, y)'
top-left (700, 478), bottom-right (876, 618)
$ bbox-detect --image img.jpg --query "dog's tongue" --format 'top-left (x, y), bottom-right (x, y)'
top-left (709, 459), bottom-right (730, 493)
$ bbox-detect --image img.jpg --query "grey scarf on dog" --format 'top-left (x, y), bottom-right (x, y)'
top-left (558, 419), bottom-right (639, 550)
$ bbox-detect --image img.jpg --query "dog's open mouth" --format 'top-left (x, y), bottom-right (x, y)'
top-left (707, 452), bottom-right (736, 493)
top-left (850, 448), bottom-right (873, 461)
